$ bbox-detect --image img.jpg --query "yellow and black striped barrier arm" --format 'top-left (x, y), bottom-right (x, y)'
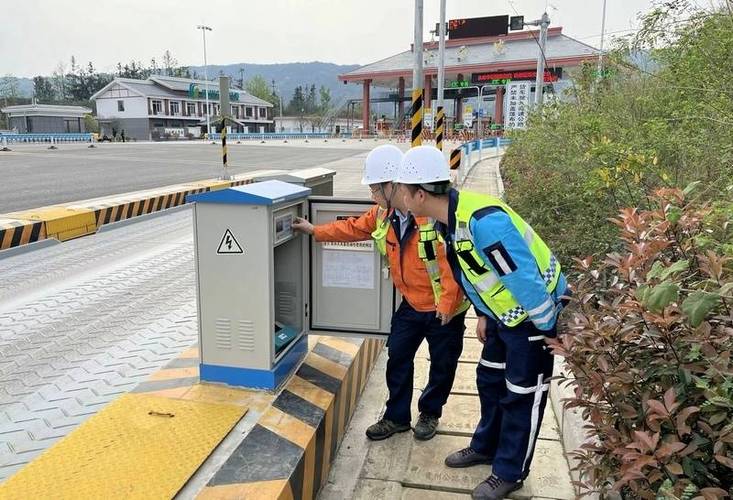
top-left (411, 88), bottom-right (423, 148)
top-left (435, 106), bottom-right (445, 151)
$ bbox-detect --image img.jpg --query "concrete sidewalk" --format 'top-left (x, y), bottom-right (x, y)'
top-left (318, 155), bottom-right (575, 500)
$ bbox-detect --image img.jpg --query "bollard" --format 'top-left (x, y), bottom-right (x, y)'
top-left (48, 136), bottom-right (58, 150)
top-left (496, 136), bottom-right (500, 156)
top-left (1, 136), bottom-right (10, 152)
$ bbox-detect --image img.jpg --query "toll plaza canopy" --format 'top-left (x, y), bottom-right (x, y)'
top-left (338, 27), bottom-right (599, 133)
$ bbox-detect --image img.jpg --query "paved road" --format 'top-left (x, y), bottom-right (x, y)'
top-left (0, 142), bottom-right (364, 213)
top-left (0, 150), bottom-right (371, 482)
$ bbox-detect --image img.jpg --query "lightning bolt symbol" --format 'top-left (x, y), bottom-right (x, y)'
top-left (225, 234), bottom-right (232, 250)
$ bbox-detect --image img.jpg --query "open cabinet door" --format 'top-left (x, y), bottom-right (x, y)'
top-left (308, 197), bottom-right (397, 338)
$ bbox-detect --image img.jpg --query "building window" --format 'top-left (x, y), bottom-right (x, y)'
top-left (170, 101), bottom-right (180, 115)
top-left (152, 100), bottom-right (162, 115)
top-left (246, 107), bottom-right (253, 118)
top-left (187, 103), bottom-right (196, 116)
top-left (259, 107), bottom-right (266, 118)
top-left (117, 100), bottom-right (125, 112)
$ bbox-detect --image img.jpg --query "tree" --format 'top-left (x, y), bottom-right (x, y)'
top-left (83, 114), bottom-right (99, 133)
top-left (305, 84), bottom-right (317, 114)
top-left (162, 50), bottom-right (177, 77)
top-left (0, 75), bottom-right (20, 99)
top-left (287, 85), bottom-right (306, 115)
top-left (245, 75), bottom-right (276, 104)
top-left (33, 76), bottom-right (55, 102)
top-left (319, 85), bottom-right (331, 112)
top-left (52, 62), bottom-right (67, 101)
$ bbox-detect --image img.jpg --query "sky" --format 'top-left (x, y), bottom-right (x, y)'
top-left (0, 0), bottom-right (701, 77)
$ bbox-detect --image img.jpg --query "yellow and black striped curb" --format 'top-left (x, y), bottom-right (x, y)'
top-left (449, 148), bottom-right (462, 170)
top-left (198, 336), bottom-right (385, 499)
top-left (0, 170), bottom-right (283, 252)
top-left (435, 106), bottom-right (445, 151)
top-left (411, 88), bottom-right (423, 148)
top-left (0, 218), bottom-right (45, 250)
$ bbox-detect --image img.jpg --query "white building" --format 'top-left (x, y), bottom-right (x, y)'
top-left (91, 75), bottom-right (275, 140)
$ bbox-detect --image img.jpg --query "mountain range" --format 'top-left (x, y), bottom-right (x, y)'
top-left (12, 61), bottom-right (365, 108)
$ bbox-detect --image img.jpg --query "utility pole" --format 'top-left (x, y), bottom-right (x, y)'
top-left (523, 13), bottom-right (550, 106)
top-left (197, 25), bottom-right (213, 137)
top-left (272, 79), bottom-right (283, 132)
top-left (239, 67), bottom-right (245, 89)
top-left (436, 0), bottom-right (446, 150)
top-left (411, 0), bottom-right (424, 147)
top-left (597, 0), bottom-right (607, 82)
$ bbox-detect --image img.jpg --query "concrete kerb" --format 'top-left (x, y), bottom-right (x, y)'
top-left (0, 237), bottom-right (61, 260)
top-left (550, 358), bottom-right (600, 500)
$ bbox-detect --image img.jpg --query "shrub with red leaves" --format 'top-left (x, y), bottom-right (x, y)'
top-left (549, 187), bottom-right (733, 499)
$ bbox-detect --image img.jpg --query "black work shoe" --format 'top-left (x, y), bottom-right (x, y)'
top-left (413, 413), bottom-right (439, 440)
top-left (471, 474), bottom-right (523, 499)
top-left (444, 447), bottom-right (493, 468)
top-left (365, 418), bottom-right (410, 441)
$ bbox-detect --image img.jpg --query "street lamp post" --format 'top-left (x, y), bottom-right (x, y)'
top-left (196, 25), bottom-right (212, 137)
top-left (436, 0), bottom-right (446, 150)
top-left (271, 79), bottom-right (284, 133)
top-left (597, 0), bottom-right (608, 82)
top-left (411, 0), bottom-right (424, 147)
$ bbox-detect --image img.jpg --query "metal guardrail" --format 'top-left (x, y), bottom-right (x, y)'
top-left (453, 137), bottom-right (512, 185)
top-left (208, 132), bottom-right (354, 141)
top-left (0, 133), bottom-right (93, 145)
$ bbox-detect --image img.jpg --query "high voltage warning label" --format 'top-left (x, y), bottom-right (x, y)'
top-left (217, 229), bottom-right (243, 254)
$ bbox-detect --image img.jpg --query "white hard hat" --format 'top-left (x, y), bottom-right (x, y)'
top-left (361, 145), bottom-right (403, 185)
top-left (395, 145), bottom-right (450, 185)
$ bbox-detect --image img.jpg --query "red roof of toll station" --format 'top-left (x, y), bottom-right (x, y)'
top-left (338, 24), bottom-right (599, 134)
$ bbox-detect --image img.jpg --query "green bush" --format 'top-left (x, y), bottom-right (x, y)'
top-left (500, 3), bottom-right (733, 263)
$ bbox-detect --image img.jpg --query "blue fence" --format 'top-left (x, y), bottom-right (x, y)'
top-left (208, 132), bottom-right (353, 141)
top-left (454, 136), bottom-right (512, 185)
top-left (0, 133), bottom-right (93, 144)
top-left (462, 137), bottom-right (512, 154)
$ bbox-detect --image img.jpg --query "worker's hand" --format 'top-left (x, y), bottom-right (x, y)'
top-left (292, 217), bottom-right (314, 235)
top-left (476, 315), bottom-right (489, 344)
top-left (436, 311), bottom-right (452, 326)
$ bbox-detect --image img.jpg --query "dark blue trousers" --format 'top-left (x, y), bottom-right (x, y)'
top-left (469, 319), bottom-right (555, 482)
top-left (383, 300), bottom-right (466, 424)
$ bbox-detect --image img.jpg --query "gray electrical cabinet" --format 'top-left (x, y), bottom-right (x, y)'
top-left (188, 181), bottom-right (395, 390)
top-left (255, 167), bottom-right (336, 196)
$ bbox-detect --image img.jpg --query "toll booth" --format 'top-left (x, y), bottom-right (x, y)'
top-left (188, 180), bottom-right (395, 390)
